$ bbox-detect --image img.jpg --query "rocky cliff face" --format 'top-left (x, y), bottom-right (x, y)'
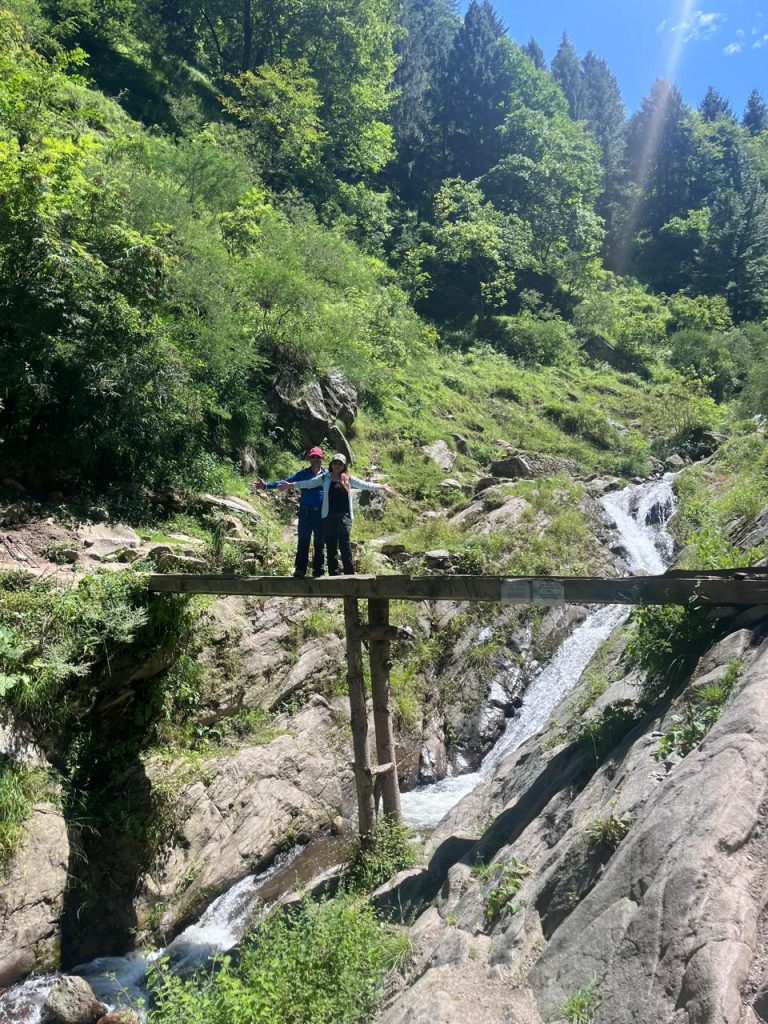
top-left (375, 618), bottom-right (768, 1024)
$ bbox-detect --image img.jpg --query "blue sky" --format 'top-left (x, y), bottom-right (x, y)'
top-left (485, 0), bottom-right (767, 114)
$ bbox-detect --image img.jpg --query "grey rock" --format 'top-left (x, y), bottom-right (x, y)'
top-left (664, 453), bottom-right (685, 469)
top-left (450, 433), bottom-right (472, 457)
top-left (423, 441), bottom-right (456, 473)
top-left (696, 628), bottom-right (756, 678)
top-left (425, 550), bottom-right (453, 571)
top-left (41, 977), bottom-right (106, 1024)
top-left (489, 452), bottom-right (578, 480)
top-left (731, 504), bottom-right (768, 552)
top-left (78, 523), bottom-right (140, 560)
top-left (200, 494), bottom-right (261, 521)
top-left (473, 477), bottom-right (498, 494)
top-left (155, 553), bottom-right (209, 572)
top-left (137, 695), bottom-right (356, 936)
top-left (328, 424), bottom-right (354, 466)
top-left (530, 636), bottom-right (768, 1024)
top-left (440, 479), bottom-right (462, 489)
top-left (272, 368), bottom-right (358, 444)
top-left (237, 446), bottom-right (258, 474)
top-left (0, 800), bottom-right (68, 987)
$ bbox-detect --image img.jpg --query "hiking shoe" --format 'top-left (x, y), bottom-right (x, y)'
top-left (293, 570), bottom-right (306, 578)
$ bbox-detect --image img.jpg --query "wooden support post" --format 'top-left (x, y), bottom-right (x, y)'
top-left (344, 597), bottom-right (376, 842)
top-left (368, 598), bottom-right (402, 822)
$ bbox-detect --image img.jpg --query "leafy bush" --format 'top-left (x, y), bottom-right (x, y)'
top-left (554, 981), bottom-right (602, 1024)
top-left (625, 603), bottom-right (718, 703)
top-left (585, 808), bottom-right (632, 850)
top-left (482, 858), bottom-right (531, 921)
top-left (350, 816), bottom-right (418, 893)
top-left (543, 402), bottom-right (617, 449)
top-left (490, 312), bottom-right (577, 366)
top-left (0, 570), bottom-right (195, 747)
top-left (147, 893), bottom-right (410, 1024)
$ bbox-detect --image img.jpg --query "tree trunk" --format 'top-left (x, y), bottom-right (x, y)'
top-left (344, 597), bottom-right (376, 842)
top-left (368, 599), bottom-right (401, 821)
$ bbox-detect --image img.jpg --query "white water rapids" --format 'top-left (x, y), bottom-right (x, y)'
top-left (0, 846), bottom-right (305, 1023)
top-left (0, 474), bottom-right (676, 1022)
top-left (400, 474), bottom-right (677, 830)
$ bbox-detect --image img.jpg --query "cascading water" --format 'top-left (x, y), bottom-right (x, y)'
top-left (0, 475), bottom-right (677, 1022)
top-left (400, 474), bottom-right (677, 830)
top-left (0, 845), bottom-right (306, 1023)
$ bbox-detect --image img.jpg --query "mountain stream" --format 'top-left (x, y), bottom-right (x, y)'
top-left (0, 475), bottom-right (676, 1022)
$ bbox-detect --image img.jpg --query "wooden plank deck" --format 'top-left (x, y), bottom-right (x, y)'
top-left (147, 569), bottom-right (768, 606)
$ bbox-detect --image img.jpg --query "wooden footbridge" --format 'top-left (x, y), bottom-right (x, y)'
top-left (149, 569), bottom-right (768, 840)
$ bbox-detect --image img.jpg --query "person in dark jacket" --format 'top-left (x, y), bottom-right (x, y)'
top-left (281, 453), bottom-right (394, 575)
top-left (252, 446), bottom-right (326, 577)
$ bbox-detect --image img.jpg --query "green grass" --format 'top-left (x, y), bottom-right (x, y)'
top-left (0, 758), bottom-right (56, 867)
top-left (554, 981), bottom-right (602, 1024)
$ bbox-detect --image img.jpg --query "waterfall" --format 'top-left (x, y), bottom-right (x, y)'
top-left (400, 475), bottom-right (677, 830)
top-left (0, 846), bottom-right (305, 1024)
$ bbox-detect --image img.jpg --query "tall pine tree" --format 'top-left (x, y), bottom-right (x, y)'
top-left (523, 37), bottom-right (546, 70)
top-left (581, 51), bottom-right (626, 261)
top-left (437, 0), bottom-right (515, 180)
top-left (551, 33), bottom-right (584, 120)
top-left (743, 89), bottom-right (768, 136)
top-left (391, 0), bottom-right (459, 203)
top-left (699, 86), bottom-right (735, 122)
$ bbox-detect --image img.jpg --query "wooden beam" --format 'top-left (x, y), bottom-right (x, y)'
top-left (368, 599), bottom-right (401, 822)
top-left (343, 597), bottom-right (376, 843)
top-left (147, 571), bottom-right (768, 606)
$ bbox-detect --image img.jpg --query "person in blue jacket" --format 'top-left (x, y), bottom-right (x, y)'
top-left (253, 446), bottom-right (326, 577)
top-left (280, 453), bottom-right (394, 576)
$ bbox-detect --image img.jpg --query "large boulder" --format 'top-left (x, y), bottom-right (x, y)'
top-left (41, 976), bottom-right (106, 1024)
top-left (272, 368), bottom-right (359, 445)
top-left (423, 441), bottom-right (456, 473)
top-left (137, 694), bottom-right (357, 939)
top-left (489, 452), bottom-right (578, 480)
top-left (0, 799), bottom-right (68, 987)
top-left (729, 504), bottom-right (768, 552)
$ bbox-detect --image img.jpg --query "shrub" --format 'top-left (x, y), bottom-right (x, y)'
top-left (490, 313), bottom-right (576, 366)
top-left (625, 603), bottom-right (718, 703)
top-left (585, 808), bottom-right (632, 850)
top-left (477, 858), bottom-right (531, 922)
top-left (147, 893), bottom-right (410, 1024)
top-left (0, 758), bottom-right (54, 866)
top-left (656, 659), bottom-right (743, 760)
top-left (349, 816), bottom-right (418, 893)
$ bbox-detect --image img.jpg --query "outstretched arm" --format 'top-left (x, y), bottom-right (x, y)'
top-left (252, 470), bottom-right (304, 492)
top-left (285, 475), bottom-right (324, 490)
top-left (350, 477), bottom-right (395, 495)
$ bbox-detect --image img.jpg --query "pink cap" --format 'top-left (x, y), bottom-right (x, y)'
top-left (307, 446), bottom-right (324, 458)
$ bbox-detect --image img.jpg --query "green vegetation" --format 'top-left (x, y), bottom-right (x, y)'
top-left (585, 808), bottom-right (632, 851)
top-left (553, 981), bottom-right (602, 1024)
top-left (474, 857), bottom-right (531, 922)
top-left (349, 816), bottom-right (419, 894)
top-left (147, 893), bottom-right (410, 1024)
top-left (0, 758), bottom-right (56, 866)
top-left (625, 603), bottom-right (718, 703)
top-left (656, 660), bottom-right (744, 761)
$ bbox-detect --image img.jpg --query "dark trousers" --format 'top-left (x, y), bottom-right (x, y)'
top-left (296, 506), bottom-right (324, 576)
top-left (323, 513), bottom-right (355, 575)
